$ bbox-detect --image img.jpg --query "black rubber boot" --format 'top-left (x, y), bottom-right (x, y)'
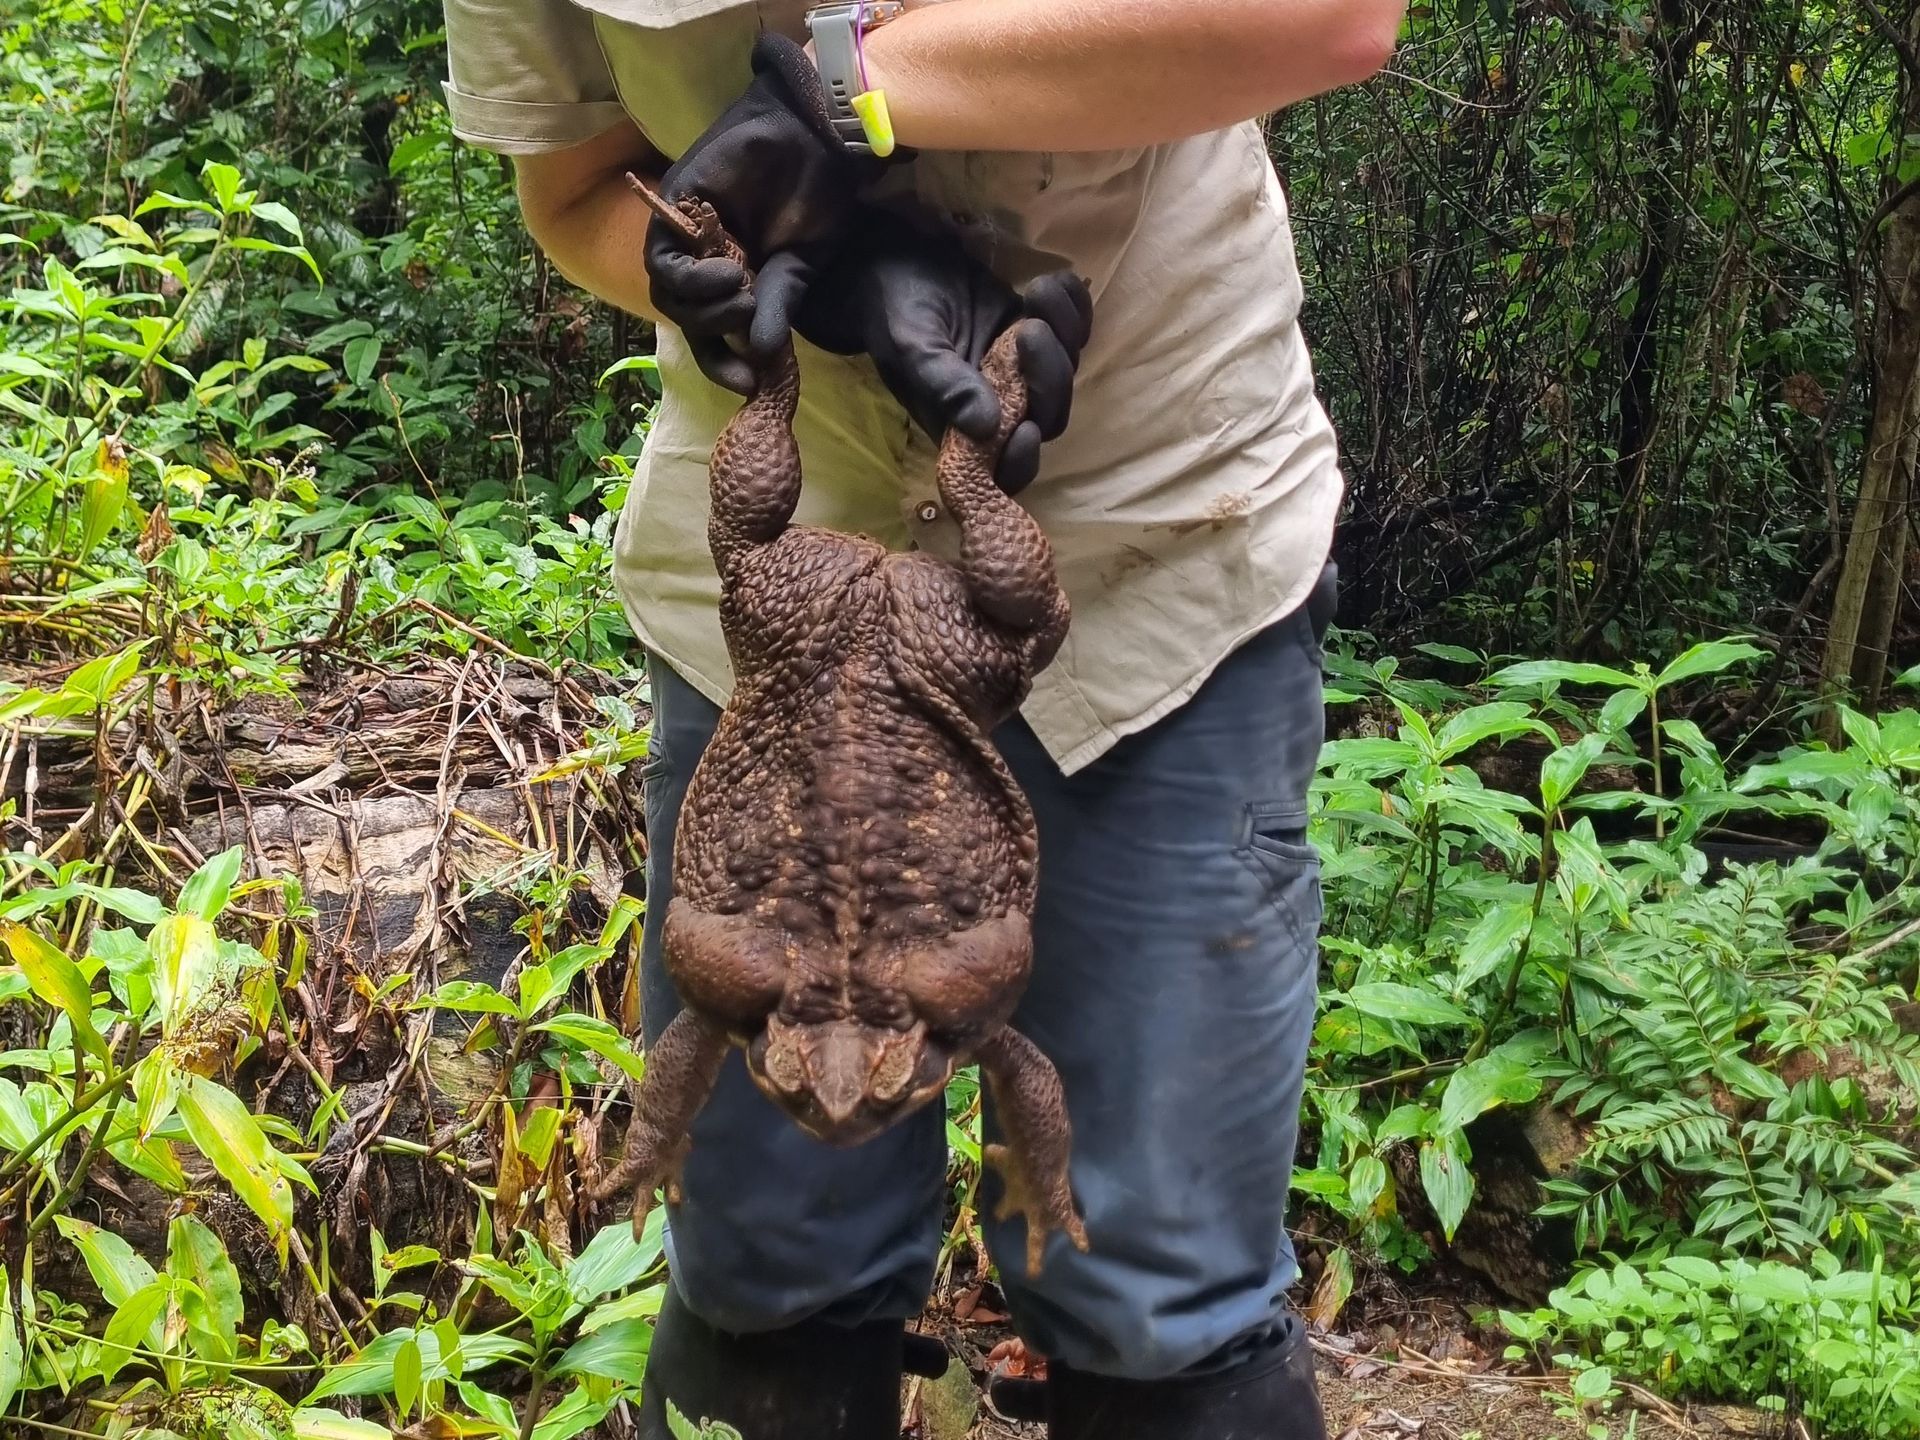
top-left (1030, 1316), bottom-right (1329, 1440)
top-left (638, 1284), bottom-right (948, 1439)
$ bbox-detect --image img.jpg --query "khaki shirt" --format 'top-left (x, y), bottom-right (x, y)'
top-left (442, 0), bottom-right (1343, 774)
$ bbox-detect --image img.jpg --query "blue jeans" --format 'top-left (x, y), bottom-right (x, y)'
top-left (637, 573), bottom-right (1330, 1381)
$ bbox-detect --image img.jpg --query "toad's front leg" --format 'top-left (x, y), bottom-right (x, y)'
top-left (590, 1009), bottom-right (730, 1236)
top-left (977, 1026), bottom-right (1089, 1278)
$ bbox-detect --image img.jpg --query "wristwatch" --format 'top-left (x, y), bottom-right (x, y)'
top-left (805, 2), bottom-right (905, 155)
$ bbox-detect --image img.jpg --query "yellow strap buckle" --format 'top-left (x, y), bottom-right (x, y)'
top-left (850, 88), bottom-right (895, 159)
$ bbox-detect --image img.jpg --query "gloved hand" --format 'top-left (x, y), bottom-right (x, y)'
top-left (646, 32), bottom-right (883, 392)
top-left (762, 212), bottom-right (1094, 496)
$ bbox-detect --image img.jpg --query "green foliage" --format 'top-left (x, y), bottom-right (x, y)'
top-left (1503, 1255), bottom-right (1920, 1439)
top-left (1303, 634), bottom-right (1920, 1434)
top-left (1279, 4), bottom-right (1904, 658)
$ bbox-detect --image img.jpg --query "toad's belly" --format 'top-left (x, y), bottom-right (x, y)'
top-left (673, 660), bottom-right (1029, 947)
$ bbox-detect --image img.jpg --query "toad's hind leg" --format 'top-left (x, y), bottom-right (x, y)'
top-left (707, 340), bottom-right (803, 574)
top-left (934, 321), bottom-right (1071, 670)
top-left (630, 172), bottom-right (807, 578)
top-left (589, 1009), bottom-right (730, 1236)
top-left (978, 1025), bottom-right (1089, 1278)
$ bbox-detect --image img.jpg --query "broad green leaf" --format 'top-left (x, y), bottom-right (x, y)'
top-left (1653, 639), bottom-right (1764, 689)
top-left (178, 846), bottom-right (245, 921)
top-left (393, 1335), bottom-right (423, 1419)
top-left (1737, 750), bottom-right (1869, 792)
top-left (1487, 659), bottom-right (1638, 692)
top-left (342, 335), bottom-right (382, 387)
top-left (41, 256), bottom-right (89, 318)
top-left (387, 131), bottom-right (446, 175)
top-left (0, 352), bottom-right (63, 381)
top-left (599, 354), bottom-right (661, 387)
top-left (149, 917), bottom-right (261, 1052)
top-left (78, 884), bottom-right (166, 925)
top-left (516, 961), bottom-right (560, 1014)
top-left (1373, 1104), bottom-right (1433, 1144)
top-left (77, 441), bottom-right (131, 561)
top-left (59, 640), bottom-right (149, 707)
top-left (534, 1383), bottom-right (620, 1440)
top-left (248, 200), bottom-right (306, 241)
top-left (1453, 900), bottom-right (1533, 992)
top-left (229, 235), bottom-right (324, 282)
top-left (417, 980), bottom-right (520, 1017)
top-left (1597, 686), bottom-right (1649, 733)
top-left (519, 1104), bottom-right (563, 1168)
top-left (167, 1215), bottom-right (244, 1344)
top-left (90, 213), bottom-right (156, 248)
top-left (201, 161), bottom-right (246, 213)
top-left (1540, 732), bottom-right (1609, 810)
top-left (101, 1279), bottom-right (170, 1379)
top-left (1433, 702), bottom-right (1543, 761)
top-left (293, 1410), bottom-right (395, 1440)
top-left (177, 1075), bottom-right (293, 1264)
top-left (1346, 1155), bottom-right (1388, 1216)
top-left (0, 921), bottom-right (90, 1018)
top-left (567, 1208), bottom-right (667, 1309)
top-left (1313, 1006), bottom-right (1407, 1058)
top-left (1419, 1131), bottom-right (1474, 1242)
top-left (537, 1013), bottom-right (648, 1082)
top-left (1738, 1265), bottom-right (1812, 1305)
top-left (553, 1317), bottom-right (653, 1386)
top-left (0, 1264), bottom-right (21, 1414)
top-left (1413, 642), bottom-right (1483, 666)
top-left (133, 1046), bottom-right (181, 1140)
top-left (305, 1328), bottom-right (530, 1400)
top-left (105, 1123), bottom-right (189, 1191)
top-left (375, 1243), bottom-right (441, 1292)
top-left (1571, 1365), bottom-right (1615, 1401)
top-left (1438, 1052), bottom-right (1541, 1133)
top-left (1, 922), bottom-right (107, 1061)
top-left (546, 941), bottom-right (609, 993)
top-left (1344, 981), bottom-right (1470, 1027)
top-left (1319, 736), bottom-right (1421, 776)
top-left (577, 1283), bottom-right (667, 1335)
top-left (455, 1384), bottom-right (520, 1434)
top-left (54, 1217), bottom-right (158, 1307)
top-left (1659, 1255), bottom-right (1722, 1287)
top-left (0, 1077), bottom-right (34, 1152)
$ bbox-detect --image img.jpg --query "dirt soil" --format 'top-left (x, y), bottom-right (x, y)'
top-left (902, 1274), bottom-right (1781, 1440)
top-left (927, 1348), bottom-right (1771, 1440)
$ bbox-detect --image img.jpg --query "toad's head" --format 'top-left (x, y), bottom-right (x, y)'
top-left (746, 1014), bottom-right (956, 1146)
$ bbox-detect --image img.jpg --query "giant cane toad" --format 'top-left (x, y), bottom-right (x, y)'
top-left (592, 183), bottom-right (1088, 1277)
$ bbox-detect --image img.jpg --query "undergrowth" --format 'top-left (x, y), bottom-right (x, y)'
top-left (3, 3), bottom-right (1920, 1439)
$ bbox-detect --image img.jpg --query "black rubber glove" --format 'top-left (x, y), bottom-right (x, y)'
top-left (646, 32), bottom-right (883, 393)
top-left (772, 212), bottom-right (1094, 496)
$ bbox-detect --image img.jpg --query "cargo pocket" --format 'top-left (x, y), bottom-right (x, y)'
top-left (1235, 800), bottom-right (1323, 953)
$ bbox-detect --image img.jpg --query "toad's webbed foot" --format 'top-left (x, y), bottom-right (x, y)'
top-left (979, 1026), bottom-right (1088, 1278)
top-left (588, 1009), bottom-right (730, 1237)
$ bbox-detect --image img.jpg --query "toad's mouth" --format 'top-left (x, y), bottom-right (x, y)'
top-left (745, 1016), bottom-right (958, 1147)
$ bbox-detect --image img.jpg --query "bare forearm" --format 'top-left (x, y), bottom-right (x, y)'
top-left (862, 0), bottom-right (1405, 152)
top-left (514, 121), bottom-right (666, 322)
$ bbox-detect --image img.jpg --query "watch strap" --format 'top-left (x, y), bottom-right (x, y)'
top-left (805, 2), bottom-right (903, 154)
